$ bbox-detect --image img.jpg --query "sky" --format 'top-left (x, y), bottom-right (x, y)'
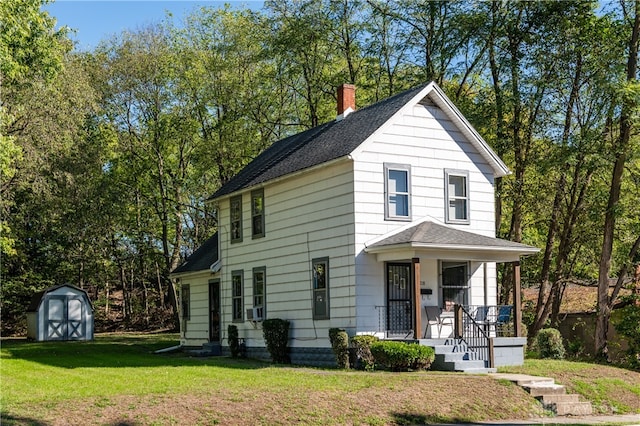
top-left (44, 1), bottom-right (264, 51)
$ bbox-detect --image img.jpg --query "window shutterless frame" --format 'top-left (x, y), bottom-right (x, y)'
top-left (312, 257), bottom-right (330, 320)
top-left (439, 261), bottom-right (470, 309)
top-left (231, 270), bottom-right (244, 322)
top-left (253, 267), bottom-right (266, 319)
top-left (444, 169), bottom-right (470, 224)
top-left (251, 189), bottom-right (265, 239)
top-left (230, 195), bottom-right (243, 243)
top-left (384, 163), bottom-right (411, 221)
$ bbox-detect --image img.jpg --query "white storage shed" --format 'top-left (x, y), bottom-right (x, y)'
top-left (26, 284), bottom-right (94, 341)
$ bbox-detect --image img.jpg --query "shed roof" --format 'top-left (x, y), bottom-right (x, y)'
top-left (27, 284), bottom-right (92, 312)
top-left (171, 233), bottom-right (219, 274)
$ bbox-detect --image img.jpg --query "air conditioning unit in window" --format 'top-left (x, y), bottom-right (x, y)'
top-left (246, 307), bottom-right (263, 322)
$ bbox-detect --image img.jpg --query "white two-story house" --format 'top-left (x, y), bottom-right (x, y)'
top-left (171, 82), bottom-right (538, 370)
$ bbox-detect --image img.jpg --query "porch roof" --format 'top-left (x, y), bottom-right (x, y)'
top-left (364, 221), bottom-right (539, 262)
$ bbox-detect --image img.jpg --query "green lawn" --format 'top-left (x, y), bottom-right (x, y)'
top-left (1, 334), bottom-right (638, 425)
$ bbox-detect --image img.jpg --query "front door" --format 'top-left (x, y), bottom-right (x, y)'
top-left (386, 263), bottom-right (413, 337)
top-left (209, 280), bottom-right (220, 342)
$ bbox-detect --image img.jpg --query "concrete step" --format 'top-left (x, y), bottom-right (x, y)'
top-left (541, 394), bottom-right (580, 404)
top-left (554, 401), bottom-right (593, 416)
top-left (462, 367), bottom-right (497, 374)
top-left (524, 383), bottom-right (567, 397)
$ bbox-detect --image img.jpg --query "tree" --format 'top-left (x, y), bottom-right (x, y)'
top-left (595, 0), bottom-right (640, 360)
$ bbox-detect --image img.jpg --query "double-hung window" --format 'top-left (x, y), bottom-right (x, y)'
top-left (231, 270), bottom-right (243, 321)
top-left (445, 169), bottom-right (469, 224)
top-left (230, 195), bottom-right (243, 243)
top-left (312, 257), bottom-right (329, 320)
top-left (384, 163), bottom-right (411, 221)
top-left (253, 267), bottom-right (265, 320)
top-left (251, 189), bottom-right (265, 239)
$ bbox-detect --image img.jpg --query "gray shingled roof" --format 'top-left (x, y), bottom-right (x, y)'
top-left (366, 221), bottom-right (539, 254)
top-left (27, 284), bottom-right (92, 312)
top-left (210, 84), bottom-right (429, 199)
top-left (172, 233), bottom-right (219, 274)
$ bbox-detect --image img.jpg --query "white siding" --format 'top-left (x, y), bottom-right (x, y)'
top-left (179, 271), bottom-right (214, 347)
top-left (352, 101), bottom-right (499, 331)
top-left (216, 160), bottom-right (356, 349)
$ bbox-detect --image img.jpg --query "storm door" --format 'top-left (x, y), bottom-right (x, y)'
top-left (386, 263), bottom-right (413, 337)
top-left (209, 280), bottom-right (221, 342)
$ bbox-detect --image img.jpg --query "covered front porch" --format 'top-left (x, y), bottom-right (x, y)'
top-left (364, 220), bottom-right (538, 369)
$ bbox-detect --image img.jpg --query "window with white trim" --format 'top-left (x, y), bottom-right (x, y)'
top-left (312, 257), bottom-right (329, 319)
top-left (440, 261), bottom-right (469, 310)
top-left (231, 270), bottom-right (243, 321)
top-left (445, 169), bottom-right (469, 224)
top-left (384, 163), bottom-right (411, 220)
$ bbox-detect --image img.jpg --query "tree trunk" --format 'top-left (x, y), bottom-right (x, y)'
top-left (595, 0), bottom-right (640, 360)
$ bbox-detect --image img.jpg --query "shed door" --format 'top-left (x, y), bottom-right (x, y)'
top-left (45, 296), bottom-right (85, 340)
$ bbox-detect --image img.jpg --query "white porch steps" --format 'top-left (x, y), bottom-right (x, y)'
top-left (422, 338), bottom-right (496, 374)
top-left (492, 373), bottom-right (593, 416)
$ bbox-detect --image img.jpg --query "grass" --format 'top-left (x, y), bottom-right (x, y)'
top-left (1, 334), bottom-right (638, 425)
top-left (499, 359), bottom-right (640, 415)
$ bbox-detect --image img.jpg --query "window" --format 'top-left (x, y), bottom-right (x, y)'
top-left (312, 257), bottom-right (329, 319)
top-left (230, 195), bottom-right (243, 243)
top-left (251, 189), bottom-right (265, 238)
top-left (445, 169), bottom-right (469, 224)
top-left (231, 270), bottom-right (243, 321)
top-left (180, 284), bottom-right (190, 333)
top-left (384, 163), bottom-right (411, 220)
top-left (440, 261), bottom-right (469, 310)
top-left (181, 284), bottom-right (190, 321)
top-left (253, 267), bottom-right (266, 319)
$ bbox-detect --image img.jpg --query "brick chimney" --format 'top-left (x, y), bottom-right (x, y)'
top-left (337, 84), bottom-right (356, 118)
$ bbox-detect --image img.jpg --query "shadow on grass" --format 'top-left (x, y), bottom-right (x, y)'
top-left (1, 413), bottom-right (50, 426)
top-left (1, 413), bottom-right (140, 426)
top-left (0, 334), bottom-right (272, 370)
top-left (391, 411), bottom-right (480, 425)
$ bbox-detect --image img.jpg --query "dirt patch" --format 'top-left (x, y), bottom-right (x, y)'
top-left (25, 375), bottom-right (544, 425)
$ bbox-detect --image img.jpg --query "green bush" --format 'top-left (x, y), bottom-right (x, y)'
top-left (351, 335), bottom-right (378, 371)
top-left (370, 341), bottom-right (435, 371)
top-left (329, 328), bottom-right (350, 369)
top-left (228, 324), bottom-right (240, 358)
top-left (535, 328), bottom-right (566, 359)
top-left (612, 302), bottom-right (640, 369)
top-left (262, 318), bottom-right (290, 363)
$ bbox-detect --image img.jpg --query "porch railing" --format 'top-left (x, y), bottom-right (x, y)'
top-left (455, 305), bottom-right (494, 368)
top-left (463, 305), bottom-right (515, 337)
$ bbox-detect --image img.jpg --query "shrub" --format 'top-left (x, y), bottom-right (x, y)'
top-left (351, 335), bottom-right (378, 371)
top-left (329, 328), bottom-right (350, 369)
top-left (262, 318), bottom-right (290, 363)
top-left (535, 328), bottom-right (566, 359)
top-left (228, 324), bottom-right (240, 358)
top-left (612, 302), bottom-right (640, 369)
top-left (370, 341), bottom-right (435, 371)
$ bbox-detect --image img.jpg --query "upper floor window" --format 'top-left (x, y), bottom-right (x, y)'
top-left (251, 189), bottom-right (265, 239)
top-left (312, 257), bottom-right (330, 320)
top-left (230, 195), bottom-right (243, 243)
top-left (231, 270), bottom-right (243, 321)
top-left (253, 267), bottom-right (266, 319)
top-left (445, 169), bottom-right (469, 224)
top-left (384, 163), bottom-right (411, 221)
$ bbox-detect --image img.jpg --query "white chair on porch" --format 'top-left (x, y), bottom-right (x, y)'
top-left (423, 306), bottom-right (454, 338)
